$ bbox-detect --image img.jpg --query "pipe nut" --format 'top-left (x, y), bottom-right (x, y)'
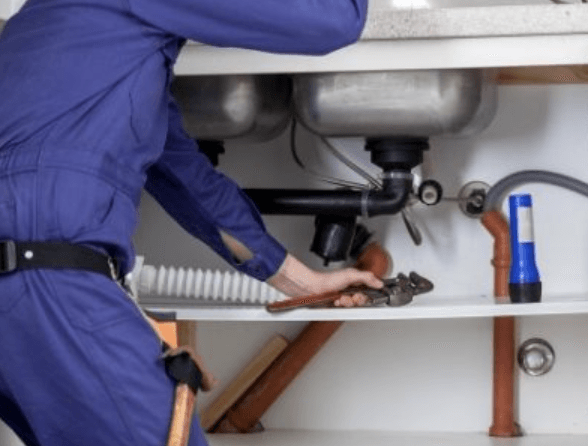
top-left (458, 181), bottom-right (490, 218)
top-left (517, 338), bottom-right (555, 376)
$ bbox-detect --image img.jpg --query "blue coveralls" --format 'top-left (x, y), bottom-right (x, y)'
top-left (0, 0), bottom-right (367, 444)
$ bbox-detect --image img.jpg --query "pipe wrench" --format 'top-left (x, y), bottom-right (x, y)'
top-left (266, 272), bottom-right (433, 312)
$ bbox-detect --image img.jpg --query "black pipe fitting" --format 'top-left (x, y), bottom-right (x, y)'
top-left (365, 137), bottom-right (429, 173)
top-left (311, 215), bottom-right (357, 264)
top-left (244, 175), bottom-right (413, 217)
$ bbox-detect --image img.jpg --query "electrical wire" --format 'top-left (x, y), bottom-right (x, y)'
top-left (289, 120), bottom-right (371, 189)
top-left (320, 137), bottom-right (381, 189)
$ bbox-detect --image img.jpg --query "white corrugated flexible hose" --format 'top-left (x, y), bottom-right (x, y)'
top-left (125, 257), bottom-right (286, 304)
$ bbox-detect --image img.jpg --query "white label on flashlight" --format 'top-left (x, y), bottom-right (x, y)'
top-left (518, 207), bottom-right (534, 243)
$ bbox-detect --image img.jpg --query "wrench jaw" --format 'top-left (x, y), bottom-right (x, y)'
top-left (367, 272), bottom-right (434, 308)
top-left (361, 282), bottom-right (412, 307)
top-left (409, 271), bottom-right (434, 295)
top-left (363, 290), bottom-right (392, 307)
top-left (386, 289), bottom-right (414, 307)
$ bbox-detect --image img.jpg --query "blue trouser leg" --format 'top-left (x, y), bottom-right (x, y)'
top-left (0, 390), bottom-right (42, 446)
top-left (0, 269), bottom-right (208, 446)
top-left (0, 167), bottom-right (209, 446)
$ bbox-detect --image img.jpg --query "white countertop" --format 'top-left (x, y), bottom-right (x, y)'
top-left (362, 4), bottom-right (588, 39)
top-left (175, 4), bottom-right (588, 75)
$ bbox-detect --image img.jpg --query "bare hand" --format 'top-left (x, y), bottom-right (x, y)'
top-left (267, 254), bottom-right (385, 308)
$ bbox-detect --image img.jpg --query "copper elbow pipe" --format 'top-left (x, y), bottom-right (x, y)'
top-left (481, 211), bottom-right (521, 437)
top-left (481, 211), bottom-right (510, 300)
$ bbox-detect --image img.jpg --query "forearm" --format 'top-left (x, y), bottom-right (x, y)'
top-left (145, 99), bottom-right (287, 281)
top-left (267, 254), bottom-right (320, 297)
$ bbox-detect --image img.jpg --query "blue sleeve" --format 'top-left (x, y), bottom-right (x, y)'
top-left (144, 99), bottom-right (287, 281)
top-left (124, 0), bottom-right (367, 55)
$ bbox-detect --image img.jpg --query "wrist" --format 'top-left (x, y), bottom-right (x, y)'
top-left (267, 254), bottom-right (319, 297)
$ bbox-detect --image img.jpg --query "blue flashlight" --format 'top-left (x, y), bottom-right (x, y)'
top-left (508, 194), bottom-right (542, 303)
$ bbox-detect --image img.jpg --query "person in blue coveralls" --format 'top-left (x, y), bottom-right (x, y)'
top-left (0, 1), bottom-right (383, 445)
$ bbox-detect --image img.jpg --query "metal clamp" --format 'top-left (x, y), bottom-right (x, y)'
top-left (0, 240), bottom-right (17, 274)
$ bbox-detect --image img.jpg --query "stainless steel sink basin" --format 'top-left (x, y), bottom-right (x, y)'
top-left (172, 70), bottom-right (496, 142)
top-left (292, 69), bottom-right (497, 138)
top-left (171, 75), bottom-right (292, 142)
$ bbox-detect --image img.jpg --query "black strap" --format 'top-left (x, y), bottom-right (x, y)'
top-left (0, 240), bottom-right (118, 280)
top-left (164, 351), bottom-right (203, 394)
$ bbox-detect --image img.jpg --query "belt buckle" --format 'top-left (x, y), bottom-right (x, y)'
top-left (108, 257), bottom-right (120, 282)
top-left (0, 240), bottom-right (17, 274)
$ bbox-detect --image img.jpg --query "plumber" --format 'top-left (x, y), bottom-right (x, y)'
top-left (0, 1), bottom-right (383, 445)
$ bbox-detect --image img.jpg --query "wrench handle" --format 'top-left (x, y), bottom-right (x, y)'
top-left (266, 284), bottom-right (388, 312)
top-left (266, 290), bottom-right (343, 312)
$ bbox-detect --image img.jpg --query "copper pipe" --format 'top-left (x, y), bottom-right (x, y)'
top-left (482, 211), bottom-right (521, 437)
top-left (354, 241), bottom-right (393, 279)
top-left (212, 242), bottom-right (391, 434)
top-left (218, 320), bottom-right (344, 433)
top-left (489, 317), bottom-right (519, 437)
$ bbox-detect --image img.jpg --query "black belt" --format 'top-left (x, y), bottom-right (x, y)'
top-left (0, 240), bottom-right (119, 280)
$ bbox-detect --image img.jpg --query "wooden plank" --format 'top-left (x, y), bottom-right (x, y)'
top-left (177, 320), bottom-right (198, 349)
top-left (497, 65), bottom-right (588, 84)
top-left (155, 321), bottom-right (179, 348)
top-left (199, 335), bottom-right (289, 432)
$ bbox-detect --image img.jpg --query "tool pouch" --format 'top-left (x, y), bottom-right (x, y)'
top-left (164, 349), bottom-right (204, 394)
top-left (163, 347), bottom-right (204, 446)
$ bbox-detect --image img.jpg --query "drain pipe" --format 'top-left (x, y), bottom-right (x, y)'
top-left (482, 211), bottom-right (521, 437)
top-left (245, 137), bottom-right (425, 218)
top-left (244, 173), bottom-right (412, 217)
